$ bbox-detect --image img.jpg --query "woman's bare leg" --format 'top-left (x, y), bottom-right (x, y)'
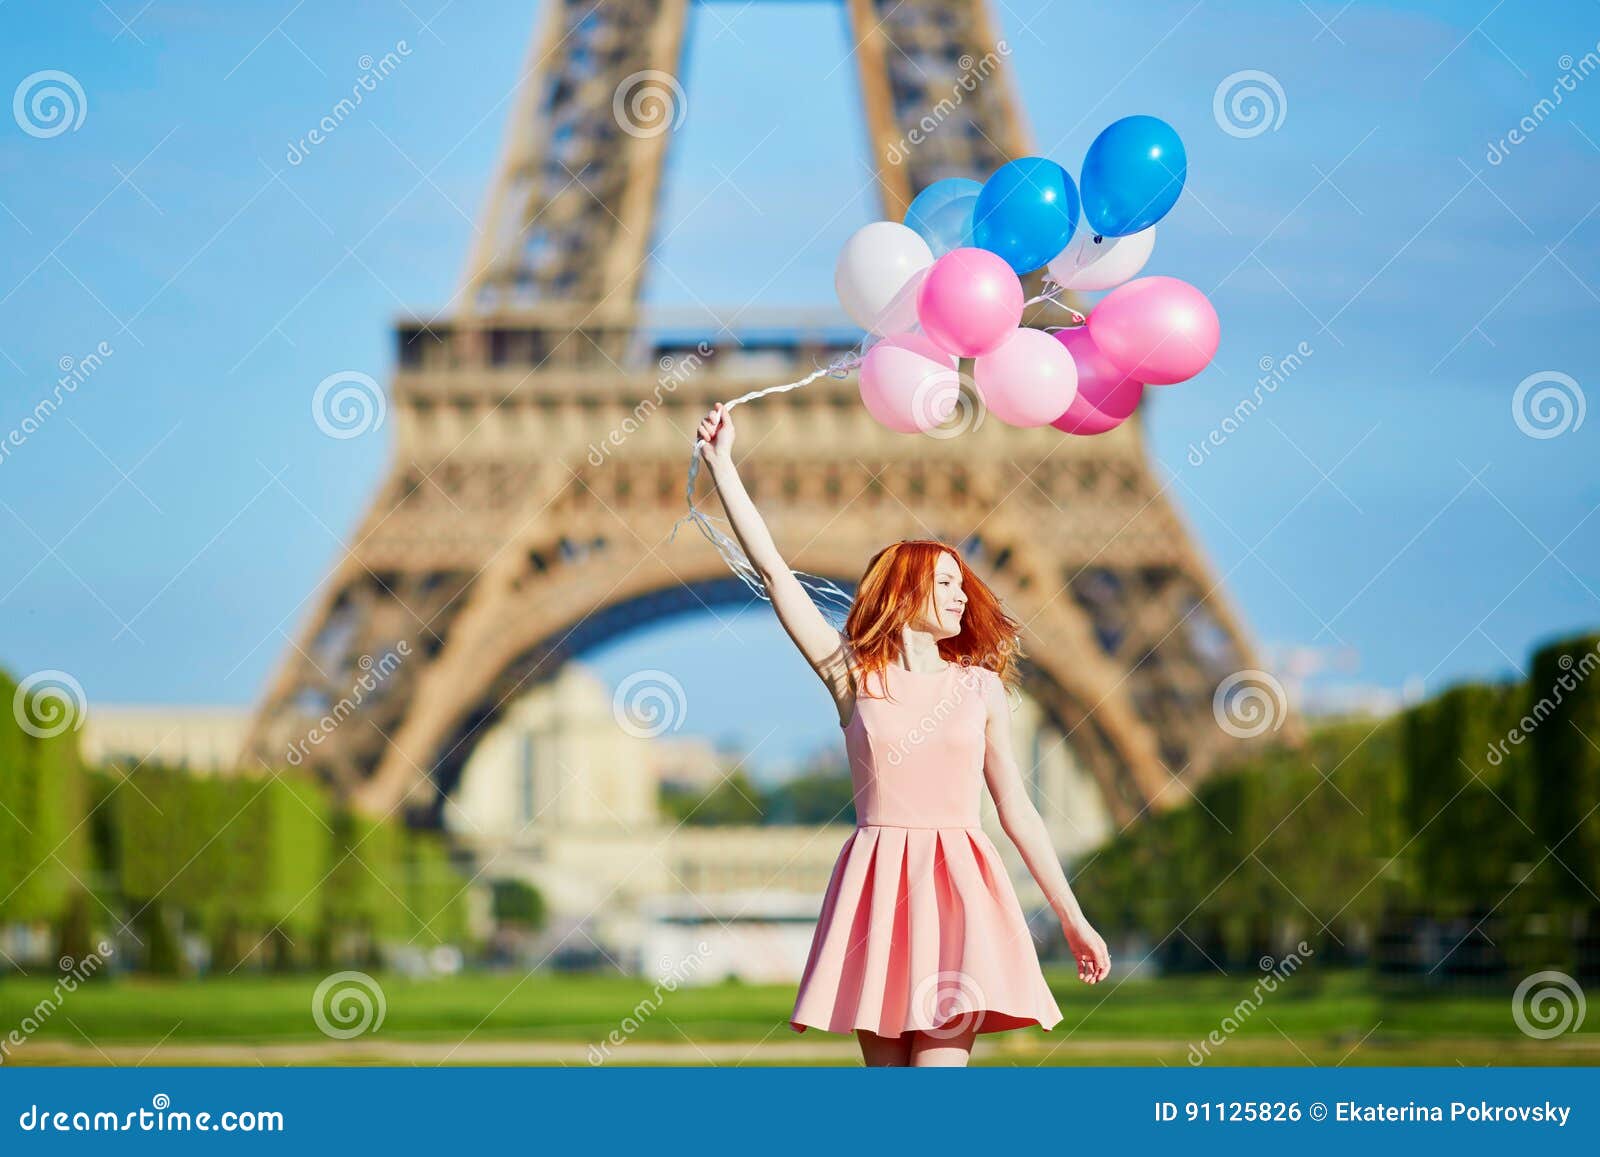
top-left (909, 1024), bottom-right (978, 1067)
top-left (857, 1029), bottom-right (913, 1066)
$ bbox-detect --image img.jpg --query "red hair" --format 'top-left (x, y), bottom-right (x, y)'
top-left (844, 540), bottom-right (1023, 695)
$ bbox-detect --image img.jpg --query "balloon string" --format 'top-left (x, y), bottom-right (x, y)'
top-left (1024, 282), bottom-right (1088, 325)
top-left (670, 343), bottom-right (867, 623)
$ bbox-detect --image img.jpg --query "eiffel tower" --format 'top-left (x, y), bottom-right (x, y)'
top-left (242, 0), bottom-right (1280, 827)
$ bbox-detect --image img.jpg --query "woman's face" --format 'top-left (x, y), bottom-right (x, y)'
top-left (920, 551), bottom-right (968, 640)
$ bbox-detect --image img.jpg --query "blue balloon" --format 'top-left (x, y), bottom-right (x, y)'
top-left (971, 157), bottom-right (1080, 275)
top-left (1080, 115), bottom-right (1187, 237)
top-left (905, 178), bottom-right (982, 254)
top-left (915, 194), bottom-right (977, 256)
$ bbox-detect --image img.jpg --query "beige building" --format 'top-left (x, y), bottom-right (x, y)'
top-left (651, 733), bottom-right (725, 793)
top-left (80, 705), bottom-right (251, 773)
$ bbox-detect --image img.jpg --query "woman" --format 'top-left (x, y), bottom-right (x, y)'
top-left (695, 402), bottom-right (1111, 1068)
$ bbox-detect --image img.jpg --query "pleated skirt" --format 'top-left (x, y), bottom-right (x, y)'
top-left (789, 824), bottom-right (1064, 1037)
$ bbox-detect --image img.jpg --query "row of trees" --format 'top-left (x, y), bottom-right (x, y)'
top-left (107, 768), bottom-right (470, 973)
top-left (1075, 632), bottom-right (1600, 980)
top-left (0, 672), bottom-right (91, 953)
top-left (660, 765), bottom-right (857, 826)
top-left (0, 671), bottom-right (469, 974)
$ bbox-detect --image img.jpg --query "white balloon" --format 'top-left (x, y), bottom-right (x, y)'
top-left (1045, 225), bottom-right (1156, 292)
top-left (834, 221), bottom-right (934, 336)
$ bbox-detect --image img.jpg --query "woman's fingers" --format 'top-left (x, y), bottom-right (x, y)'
top-left (1072, 945), bottom-right (1108, 984)
top-left (696, 405), bottom-right (734, 456)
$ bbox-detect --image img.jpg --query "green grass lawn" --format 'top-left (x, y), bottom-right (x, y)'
top-left (1, 969), bottom-right (1593, 1066)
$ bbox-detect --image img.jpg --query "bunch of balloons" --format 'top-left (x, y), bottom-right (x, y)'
top-left (835, 115), bottom-right (1219, 437)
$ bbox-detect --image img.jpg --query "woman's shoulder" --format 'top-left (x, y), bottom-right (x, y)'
top-left (956, 660), bottom-right (1003, 692)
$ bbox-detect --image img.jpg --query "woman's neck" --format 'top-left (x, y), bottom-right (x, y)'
top-left (895, 627), bottom-right (947, 672)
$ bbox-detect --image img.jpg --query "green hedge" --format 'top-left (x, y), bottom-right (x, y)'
top-left (1526, 634), bottom-right (1600, 905)
top-left (406, 832), bottom-right (469, 947)
top-left (1076, 629), bottom-right (1600, 968)
top-left (0, 671), bottom-right (89, 924)
top-left (0, 665), bottom-right (479, 972)
top-left (108, 775), bottom-right (473, 971)
top-left (320, 808), bottom-right (409, 944)
top-left (1401, 681), bottom-right (1531, 914)
top-left (1073, 715), bottom-right (1411, 965)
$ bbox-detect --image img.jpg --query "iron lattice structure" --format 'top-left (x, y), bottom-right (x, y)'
top-left (243, 0), bottom-right (1280, 826)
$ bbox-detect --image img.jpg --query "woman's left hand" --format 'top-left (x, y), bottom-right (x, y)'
top-left (1062, 914), bottom-right (1111, 984)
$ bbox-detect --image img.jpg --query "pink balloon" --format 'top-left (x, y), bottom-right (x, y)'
top-left (915, 247), bottom-right (1025, 357)
top-left (858, 332), bottom-right (960, 434)
top-left (1049, 326), bottom-right (1145, 435)
top-left (1087, 275), bottom-right (1219, 385)
top-left (973, 327), bottom-right (1078, 428)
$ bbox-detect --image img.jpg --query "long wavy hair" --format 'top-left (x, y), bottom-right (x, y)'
top-left (843, 540), bottom-right (1022, 697)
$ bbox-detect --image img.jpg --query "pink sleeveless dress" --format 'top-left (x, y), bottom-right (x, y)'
top-left (789, 661), bottom-right (1063, 1037)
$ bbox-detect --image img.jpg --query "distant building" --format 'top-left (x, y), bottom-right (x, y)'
top-left (80, 706), bottom-right (250, 773)
top-left (651, 734), bottom-right (725, 794)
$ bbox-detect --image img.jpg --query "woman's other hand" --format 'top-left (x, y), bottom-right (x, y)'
top-left (1062, 914), bottom-right (1111, 984)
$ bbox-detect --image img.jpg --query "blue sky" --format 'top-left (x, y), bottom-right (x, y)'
top-left (1, 0), bottom-right (1596, 775)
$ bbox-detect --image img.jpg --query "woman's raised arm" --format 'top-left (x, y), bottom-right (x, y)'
top-left (696, 404), bottom-right (854, 719)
